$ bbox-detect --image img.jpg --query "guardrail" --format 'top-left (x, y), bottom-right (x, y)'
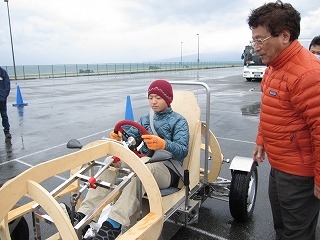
top-left (2, 61), bottom-right (242, 80)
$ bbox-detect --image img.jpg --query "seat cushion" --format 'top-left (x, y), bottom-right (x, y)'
top-left (160, 187), bottom-right (180, 196)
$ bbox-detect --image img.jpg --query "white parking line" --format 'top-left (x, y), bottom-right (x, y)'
top-left (187, 225), bottom-right (229, 240)
top-left (0, 129), bottom-right (110, 168)
top-left (216, 136), bottom-right (255, 144)
top-left (166, 219), bottom-right (229, 240)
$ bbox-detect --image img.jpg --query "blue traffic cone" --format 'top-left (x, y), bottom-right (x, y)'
top-left (124, 95), bottom-right (134, 121)
top-left (12, 85), bottom-right (28, 107)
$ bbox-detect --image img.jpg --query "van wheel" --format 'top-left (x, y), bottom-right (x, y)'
top-left (246, 78), bottom-right (252, 81)
top-left (10, 217), bottom-right (29, 240)
top-left (229, 163), bottom-right (258, 221)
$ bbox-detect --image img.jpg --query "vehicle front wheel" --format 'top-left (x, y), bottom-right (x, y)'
top-left (246, 78), bottom-right (252, 81)
top-left (229, 163), bottom-right (258, 221)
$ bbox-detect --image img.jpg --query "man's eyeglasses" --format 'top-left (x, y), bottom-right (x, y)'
top-left (250, 36), bottom-right (272, 47)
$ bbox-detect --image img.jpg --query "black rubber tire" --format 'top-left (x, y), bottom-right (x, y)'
top-left (246, 78), bottom-right (252, 81)
top-left (10, 216), bottom-right (29, 240)
top-left (229, 163), bottom-right (258, 222)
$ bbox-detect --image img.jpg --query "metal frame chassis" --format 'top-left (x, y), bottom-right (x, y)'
top-left (32, 159), bottom-right (135, 239)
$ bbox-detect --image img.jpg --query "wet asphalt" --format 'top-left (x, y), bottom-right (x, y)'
top-left (0, 67), bottom-right (319, 239)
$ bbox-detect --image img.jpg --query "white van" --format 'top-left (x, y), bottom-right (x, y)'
top-left (241, 45), bottom-right (267, 81)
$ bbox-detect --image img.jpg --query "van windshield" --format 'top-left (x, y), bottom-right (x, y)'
top-left (241, 46), bottom-right (265, 66)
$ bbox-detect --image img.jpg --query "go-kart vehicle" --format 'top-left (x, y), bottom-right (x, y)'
top-left (0, 81), bottom-right (258, 239)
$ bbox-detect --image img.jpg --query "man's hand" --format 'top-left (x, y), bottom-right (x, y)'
top-left (253, 144), bottom-right (265, 163)
top-left (141, 135), bottom-right (166, 150)
top-left (109, 131), bottom-right (122, 141)
top-left (314, 184), bottom-right (320, 199)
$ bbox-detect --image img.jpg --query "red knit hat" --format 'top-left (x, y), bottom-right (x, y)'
top-left (148, 79), bottom-right (173, 106)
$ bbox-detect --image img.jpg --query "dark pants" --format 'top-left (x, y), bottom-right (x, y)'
top-left (0, 100), bottom-right (10, 133)
top-left (269, 168), bottom-right (320, 240)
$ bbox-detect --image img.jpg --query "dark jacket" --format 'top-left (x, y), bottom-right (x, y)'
top-left (0, 67), bottom-right (11, 101)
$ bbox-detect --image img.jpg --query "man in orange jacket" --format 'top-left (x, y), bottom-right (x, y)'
top-left (248, 1), bottom-right (320, 240)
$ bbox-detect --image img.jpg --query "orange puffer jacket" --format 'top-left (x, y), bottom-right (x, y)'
top-left (256, 40), bottom-right (320, 186)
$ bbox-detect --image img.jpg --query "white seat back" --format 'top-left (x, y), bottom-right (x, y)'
top-left (170, 90), bottom-right (201, 189)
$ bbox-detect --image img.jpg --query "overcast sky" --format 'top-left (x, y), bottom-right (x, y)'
top-left (0, 0), bottom-right (319, 66)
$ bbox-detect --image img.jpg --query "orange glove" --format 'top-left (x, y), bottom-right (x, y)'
top-left (141, 135), bottom-right (166, 150)
top-left (109, 131), bottom-right (122, 141)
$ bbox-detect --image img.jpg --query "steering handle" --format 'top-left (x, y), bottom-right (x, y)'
top-left (114, 120), bottom-right (149, 135)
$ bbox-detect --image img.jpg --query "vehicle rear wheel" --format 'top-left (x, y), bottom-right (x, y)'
top-left (10, 216), bottom-right (29, 240)
top-left (229, 163), bottom-right (258, 221)
top-left (246, 78), bottom-right (252, 81)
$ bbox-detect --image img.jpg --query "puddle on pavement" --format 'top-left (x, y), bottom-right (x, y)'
top-left (241, 102), bottom-right (260, 116)
top-left (17, 106), bottom-right (26, 150)
top-left (0, 139), bottom-right (13, 162)
top-left (0, 106), bottom-right (26, 162)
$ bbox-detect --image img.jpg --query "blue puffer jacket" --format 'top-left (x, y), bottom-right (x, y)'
top-left (0, 67), bottom-right (10, 101)
top-left (125, 107), bottom-right (189, 165)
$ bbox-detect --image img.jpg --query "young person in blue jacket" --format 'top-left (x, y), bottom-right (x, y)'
top-left (62, 79), bottom-right (189, 239)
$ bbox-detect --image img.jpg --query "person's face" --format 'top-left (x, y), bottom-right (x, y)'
top-left (148, 94), bottom-right (168, 112)
top-left (251, 26), bottom-right (290, 65)
top-left (310, 45), bottom-right (320, 59)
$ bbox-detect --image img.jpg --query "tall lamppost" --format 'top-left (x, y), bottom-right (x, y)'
top-left (180, 41), bottom-right (183, 66)
top-left (196, 34), bottom-right (200, 69)
top-left (4, 0), bottom-right (17, 80)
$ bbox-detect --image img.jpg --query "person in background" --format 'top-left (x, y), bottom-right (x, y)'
top-left (248, 1), bottom-right (320, 239)
top-left (61, 79), bottom-right (189, 240)
top-left (309, 35), bottom-right (320, 59)
top-left (0, 67), bottom-right (11, 139)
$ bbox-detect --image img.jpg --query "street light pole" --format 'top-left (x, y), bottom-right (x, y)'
top-left (196, 33), bottom-right (200, 69)
top-left (4, 0), bottom-right (17, 80)
top-left (180, 42), bottom-right (183, 66)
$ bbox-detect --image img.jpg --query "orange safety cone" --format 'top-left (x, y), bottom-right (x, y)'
top-left (12, 85), bottom-right (28, 107)
top-left (124, 95), bottom-right (134, 121)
